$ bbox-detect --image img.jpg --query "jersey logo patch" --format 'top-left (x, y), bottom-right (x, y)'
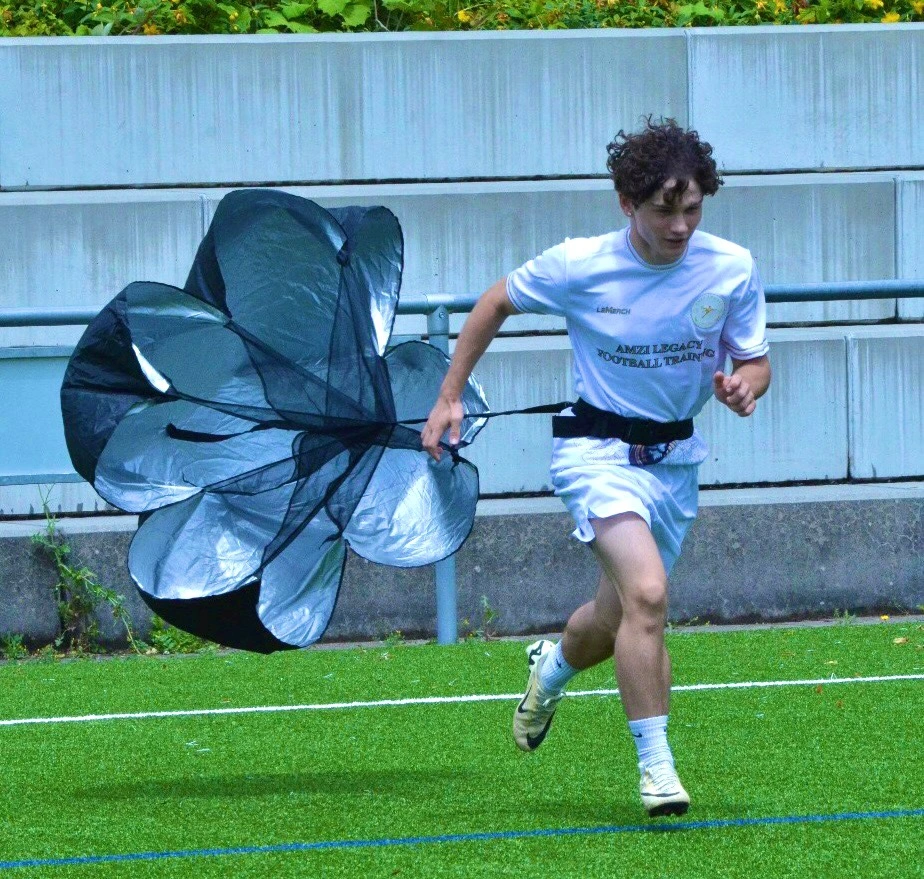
top-left (691, 293), bottom-right (725, 329)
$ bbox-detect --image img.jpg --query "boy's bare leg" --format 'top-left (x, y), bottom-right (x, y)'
top-left (561, 512), bottom-right (687, 815)
top-left (589, 512), bottom-right (670, 719)
top-left (513, 511), bottom-right (689, 812)
top-left (559, 513), bottom-right (671, 719)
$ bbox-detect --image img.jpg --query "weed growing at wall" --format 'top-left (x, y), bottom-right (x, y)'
top-left (146, 615), bottom-right (218, 654)
top-left (30, 507), bottom-right (141, 654)
top-left (1, 0), bottom-right (921, 35)
top-left (21, 505), bottom-right (222, 658)
top-left (460, 594), bottom-right (498, 641)
top-left (20, 509), bottom-right (218, 658)
top-left (0, 634), bottom-right (29, 661)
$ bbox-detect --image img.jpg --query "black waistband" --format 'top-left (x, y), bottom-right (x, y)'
top-left (552, 398), bottom-right (694, 444)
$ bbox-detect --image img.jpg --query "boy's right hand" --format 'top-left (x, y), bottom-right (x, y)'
top-left (421, 395), bottom-right (463, 461)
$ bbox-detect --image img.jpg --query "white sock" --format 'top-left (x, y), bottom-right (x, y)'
top-left (538, 641), bottom-right (579, 693)
top-left (628, 715), bottom-right (673, 769)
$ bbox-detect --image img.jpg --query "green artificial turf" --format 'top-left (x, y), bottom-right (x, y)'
top-left (0, 621), bottom-right (921, 877)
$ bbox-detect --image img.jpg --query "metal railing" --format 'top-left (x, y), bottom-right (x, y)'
top-left (2, 278), bottom-right (923, 643)
top-left (4, 278), bottom-right (924, 330)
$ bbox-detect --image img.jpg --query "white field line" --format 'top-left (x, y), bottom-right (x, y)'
top-left (1, 673), bottom-right (922, 729)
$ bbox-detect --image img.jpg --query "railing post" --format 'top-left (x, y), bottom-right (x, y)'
top-left (426, 305), bottom-right (458, 645)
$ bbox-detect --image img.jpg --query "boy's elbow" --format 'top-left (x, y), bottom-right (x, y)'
top-left (484, 277), bottom-right (519, 318)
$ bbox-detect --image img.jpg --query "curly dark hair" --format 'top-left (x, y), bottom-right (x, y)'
top-left (606, 118), bottom-right (723, 207)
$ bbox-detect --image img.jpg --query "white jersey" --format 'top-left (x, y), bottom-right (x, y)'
top-left (506, 227), bottom-right (769, 423)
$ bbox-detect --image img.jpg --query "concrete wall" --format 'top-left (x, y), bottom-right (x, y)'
top-left (2, 27), bottom-right (921, 186)
top-left (0, 32), bottom-right (689, 188)
top-left (4, 324), bottom-right (922, 510)
top-left (1, 27), bottom-right (922, 643)
top-left (2, 484), bottom-right (921, 646)
top-left (4, 172), bottom-right (918, 351)
top-left (3, 175), bottom-right (924, 509)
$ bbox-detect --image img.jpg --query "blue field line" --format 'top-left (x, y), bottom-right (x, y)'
top-left (2, 808), bottom-right (922, 871)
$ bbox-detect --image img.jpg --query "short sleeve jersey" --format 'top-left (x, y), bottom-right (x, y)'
top-left (506, 227), bottom-right (769, 422)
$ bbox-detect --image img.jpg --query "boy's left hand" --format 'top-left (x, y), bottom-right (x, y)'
top-left (713, 371), bottom-right (756, 417)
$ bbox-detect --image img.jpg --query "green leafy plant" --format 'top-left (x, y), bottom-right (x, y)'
top-left (33, 644), bottom-right (58, 662)
top-left (0, 0), bottom-right (377, 35)
top-left (30, 499), bottom-right (141, 655)
top-left (1, 0), bottom-right (920, 36)
top-left (0, 633), bottom-right (29, 661)
top-left (146, 615), bottom-right (218, 654)
top-left (383, 629), bottom-right (406, 647)
top-left (460, 594), bottom-right (498, 641)
top-left (833, 608), bottom-right (857, 626)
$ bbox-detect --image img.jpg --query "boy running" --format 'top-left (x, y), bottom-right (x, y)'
top-left (421, 118), bottom-right (771, 817)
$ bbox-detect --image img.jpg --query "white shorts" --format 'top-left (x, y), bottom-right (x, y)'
top-left (549, 434), bottom-right (703, 575)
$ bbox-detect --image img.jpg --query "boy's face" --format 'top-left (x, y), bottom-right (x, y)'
top-left (619, 178), bottom-right (704, 266)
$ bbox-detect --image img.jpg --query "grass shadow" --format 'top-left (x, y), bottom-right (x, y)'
top-left (78, 768), bottom-right (465, 802)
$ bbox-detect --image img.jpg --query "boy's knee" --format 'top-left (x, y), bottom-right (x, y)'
top-left (623, 581), bottom-right (668, 623)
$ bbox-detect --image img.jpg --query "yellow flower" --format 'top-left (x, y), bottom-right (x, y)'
top-left (456, 8), bottom-right (471, 21)
top-left (880, 614), bottom-right (890, 621)
top-left (174, 8), bottom-right (186, 22)
top-left (881, 10), bottom-right (900, 19)
top-left (142, 21), bottom-right (160, 33)
top-left (864, 0), bottom-right (883, 8)
top-left (913, 0), bottom-right (924, 13)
